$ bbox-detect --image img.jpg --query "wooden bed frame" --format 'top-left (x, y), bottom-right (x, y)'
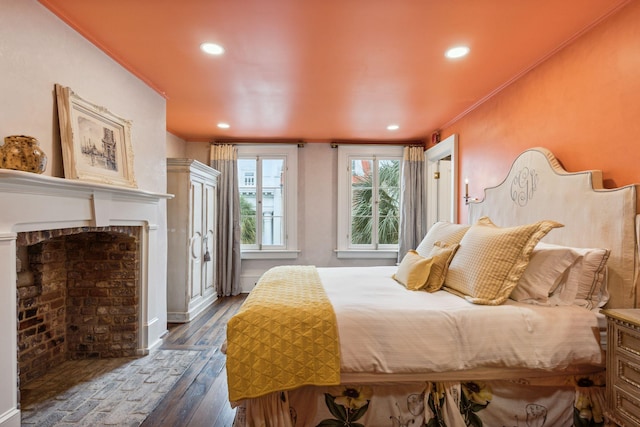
top-left (468, 147), bottom-right (639, 309)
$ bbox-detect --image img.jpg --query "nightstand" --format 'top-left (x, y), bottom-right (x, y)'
top-left (603, 309), bottom-right (640, 426)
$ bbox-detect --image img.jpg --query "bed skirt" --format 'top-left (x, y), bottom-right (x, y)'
top-left (232, 371), bottom-right (606, 427)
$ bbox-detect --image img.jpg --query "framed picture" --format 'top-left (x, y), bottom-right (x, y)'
top-left (55, 84), bottom-right (137, 188)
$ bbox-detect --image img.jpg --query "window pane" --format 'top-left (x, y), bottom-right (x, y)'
top-left (262, 215), bottom-right (283, 245)
top-left (238, 158), bottom-right (256, 183)
top-left (238, 158), bottom-right (257, 245)
top-left (261, 190), bottom-right (284, 246)
top-left (350, 159), bottom-right (373, 245)
top-left (351, 217), bottom-right (372, 245)
top-left (351, 159), bottom-right (372, 183)
top-left (239, 194), bottom-right (257, 245)
top-left (261, 159), bottom-right (284, 246)
top-left (378, 212), bottom-right (399, 244)
top-left (378, 159), bottom-right (400, 193)
top-left (351, 188), bottom-right (372, 216)
top-left (377, 159), bottom-right (400, 245)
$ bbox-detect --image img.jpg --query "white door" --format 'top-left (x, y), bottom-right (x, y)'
top-left (436, 159), bottom-right (452, 222)
top-left (426, 135), bottom-right (458, 227)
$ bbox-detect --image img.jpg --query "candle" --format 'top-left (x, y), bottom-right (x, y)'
top-left (465, 178), bottom-right (469, 198)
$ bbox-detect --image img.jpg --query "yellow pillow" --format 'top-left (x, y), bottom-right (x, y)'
top-left (393, 250), bottom-right (434, 291)
top-left (423, 241), bottom-right (460, 292)
top-left (444, 217), bottom-right (563, 305)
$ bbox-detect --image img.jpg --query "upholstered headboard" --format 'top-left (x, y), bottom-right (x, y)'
top-left (468, 147), bottom-right (639, 309)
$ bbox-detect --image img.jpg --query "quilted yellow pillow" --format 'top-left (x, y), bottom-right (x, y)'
top-left (393, 250), bottom-right (434, 291)
top-left (423, 241), bottom-right (460, 292)
top-left (444, 217), bottom-right (563, 305)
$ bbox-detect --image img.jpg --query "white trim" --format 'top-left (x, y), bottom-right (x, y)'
top-left (167, 292), bottom-right (217, 323)
top-left (0, 408), bottom-right (20, 427)
top-left (240, 249), bottom-right (300, 260)
top-left (335, 249), bottom-right (398, 259)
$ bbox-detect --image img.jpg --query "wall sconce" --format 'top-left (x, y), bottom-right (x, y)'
top-left (464, 177), bottom-right (477, 205)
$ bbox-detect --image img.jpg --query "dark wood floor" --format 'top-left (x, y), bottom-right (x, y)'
top-left (141, 294), bottom-right (246, 427)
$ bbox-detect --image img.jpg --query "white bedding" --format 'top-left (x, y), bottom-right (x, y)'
top-left (319, 266), bottom-right (604, 380)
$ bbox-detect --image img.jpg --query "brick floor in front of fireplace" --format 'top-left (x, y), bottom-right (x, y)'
top-left (19, 349), bottom-right (199, 427)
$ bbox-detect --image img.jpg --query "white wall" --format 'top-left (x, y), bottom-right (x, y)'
top-left (0, 2), bottom-right (168, 425)
top-left (185, 140), bottom-right (211, 162)
top-left (184, 141), bottom-right (397, 292)
top-left (166, 132), bottom-right (187, 158)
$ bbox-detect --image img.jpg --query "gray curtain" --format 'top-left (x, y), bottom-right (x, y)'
top-left (210, 144), bottom-right (241, 297)
top-left (398, 146), bottom-right (428, 262)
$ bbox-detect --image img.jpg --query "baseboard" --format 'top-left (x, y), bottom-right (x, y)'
top-left (0, 407), bottom-right (20, 427)
top-left (168, 294), bottom-right (218, 323)
top-left (240, 274), bottom-right (260, 293)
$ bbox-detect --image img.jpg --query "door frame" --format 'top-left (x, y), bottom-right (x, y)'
top-left (425, 134), bottom-right (458, 226)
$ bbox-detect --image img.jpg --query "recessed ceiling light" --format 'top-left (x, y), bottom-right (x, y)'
top-left (445, 46), bottom-right (470, 59)
top-left (217, 122), bottom-right (230, 129)
top-left (200, 42), bottom-right (225, 55)
top-left (387, 124), bottom-right (400, 131)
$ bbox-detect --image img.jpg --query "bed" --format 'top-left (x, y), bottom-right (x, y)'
top-left (226, 147), bottom-right (640, 427)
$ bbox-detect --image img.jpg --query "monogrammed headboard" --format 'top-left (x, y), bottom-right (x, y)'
top-left (468, 147), bottom-right (639, 308)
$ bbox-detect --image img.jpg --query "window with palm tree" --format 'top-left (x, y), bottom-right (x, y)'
top-left (349, 156), bottom-right (400, 248)
top-left (337, 145), bottom-right (404, 258)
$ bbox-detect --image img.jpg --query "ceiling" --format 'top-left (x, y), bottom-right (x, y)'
top-left (38, 0), bottom-right (628, 143)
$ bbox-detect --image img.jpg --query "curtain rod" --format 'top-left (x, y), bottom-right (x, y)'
top-left (330, 139), bottom-right (425, 149)
top-left (211, 138), bottom-right (305, 147)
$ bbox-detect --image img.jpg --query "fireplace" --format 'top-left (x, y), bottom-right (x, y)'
top-left (16, 227), bottom-right (141, 385)
top-left (0, 170), bottom-right (170, 427)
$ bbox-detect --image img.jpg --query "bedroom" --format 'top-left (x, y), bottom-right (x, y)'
top-left (1, 1), bottom-right (640, 426)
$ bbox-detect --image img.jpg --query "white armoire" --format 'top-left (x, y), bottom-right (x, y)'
top-left (166, 158), bottom-right (220, 322)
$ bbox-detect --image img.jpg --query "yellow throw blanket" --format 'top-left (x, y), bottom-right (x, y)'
top-left (226, 265), bottom-right (341, 402)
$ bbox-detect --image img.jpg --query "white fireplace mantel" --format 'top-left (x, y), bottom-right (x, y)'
top-left (0, 169), bottom-right (172, 427)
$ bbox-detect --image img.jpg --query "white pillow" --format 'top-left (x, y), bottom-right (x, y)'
top-left (568, 247), bottom-right (610, 309)
top-left (510, 242), bottom-right (580, 304)
top-left (542, 243), bottom-right (611, 309)
top-left (415, 222), bottom-right (470, 257)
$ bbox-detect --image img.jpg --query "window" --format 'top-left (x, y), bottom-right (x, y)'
top-left (237, 145), bottom-right (298, 259)
top-left (337, 145), bottom-right (403, 258)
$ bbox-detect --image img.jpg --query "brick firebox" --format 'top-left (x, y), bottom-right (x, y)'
top-left (16, 226), bottom-right (140, 386)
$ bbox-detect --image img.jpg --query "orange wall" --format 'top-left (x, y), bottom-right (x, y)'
top-left (437, 1), bottom-right (640, 222)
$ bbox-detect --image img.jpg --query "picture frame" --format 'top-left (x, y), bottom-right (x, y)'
top-left (55, 84), bottom-right (137, 188)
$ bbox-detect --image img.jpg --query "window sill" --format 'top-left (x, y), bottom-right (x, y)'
top-left (241, 250), bottom-right (300, 260)
top-left (335, 250), bottom-right (398, 259)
